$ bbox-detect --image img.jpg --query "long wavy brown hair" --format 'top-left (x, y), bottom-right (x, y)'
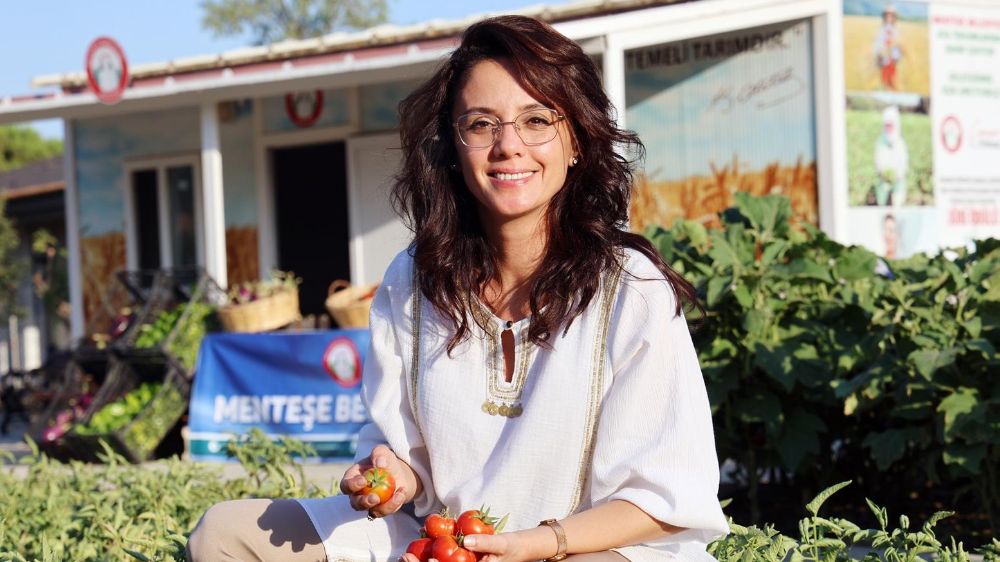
top-left (393, 15), bottom-right (696, 353)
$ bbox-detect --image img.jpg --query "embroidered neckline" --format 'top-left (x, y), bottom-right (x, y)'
top-left (470, 297), bottom-right (534, 418)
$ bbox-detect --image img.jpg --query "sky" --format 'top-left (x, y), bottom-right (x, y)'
top-left (1, 0), bottom-right (562, 139)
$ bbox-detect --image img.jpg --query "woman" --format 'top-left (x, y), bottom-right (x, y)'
top-left (188, 15), bottom-right (727, 562)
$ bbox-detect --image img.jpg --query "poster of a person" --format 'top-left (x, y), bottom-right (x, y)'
top-left (874, 105), bottom-right (909, 206)
top-left (872, 4), bottom-right (904, 91)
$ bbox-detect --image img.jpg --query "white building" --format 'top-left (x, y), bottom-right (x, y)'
top-left (1, 0), bottom-right (997, 342)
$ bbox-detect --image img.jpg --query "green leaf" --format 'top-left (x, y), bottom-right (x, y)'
top-left (835, 248), bottom-right (878, 281)
top-left (964, 338), bottom-right (997, 358)
top-left (708, 276), bottom-right (732, 308)
top-left (908, 348), bottom-right (958, 379)
top-left (753, 344), bottom-right (795, 392)
top-left (937, 387), bottom-right (980, 439)
top-left (866, 498), bottom-right (889, 530)
top-left (923, 511), bottom-right (955, 531)
top-left (681, 220), bottom-right (709, 248)
top-left (123, 548), bottom-right (151, 561)
top-left (759, 240), bottom-right (788, 267)
top-left (735, 391), bottom-right (783, 425)
top-left (743, 308), bottom-right (770, 338)
top-left (708, 232), bottom-right (743, 272)
top-left (943, 443), bottom-right (988, 475)
top-left (732, 283), bottom-right (753, 308)
top-left (775, 410), bottom-right (826, 471)
top-left (805, 481), bottom-right (851, 516)
top-left (734, 192), bottom-right (791, 238)
top-left (494, 512), bottom-right (509, 533)
top-left (962, 317), bottom-right (982, 338)
top-left (774, 260), bottom-right (834, 283)
top-left (862, 428), bottom-right (923, 470)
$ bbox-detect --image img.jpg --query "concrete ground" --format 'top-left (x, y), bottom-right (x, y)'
top-left (0, 418), bottom-right (352, 486)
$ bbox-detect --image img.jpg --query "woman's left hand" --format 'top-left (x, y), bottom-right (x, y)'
top-left (461, 532), bottom-right (533, 562)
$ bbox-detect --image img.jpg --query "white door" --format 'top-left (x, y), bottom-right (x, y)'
top-left (346, 134), bottom-right (411, 285)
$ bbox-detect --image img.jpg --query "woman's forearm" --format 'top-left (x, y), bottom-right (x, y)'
top-left (516, 500), bottom-right (683, 560)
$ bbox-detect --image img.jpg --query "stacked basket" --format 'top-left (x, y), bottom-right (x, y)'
top-left (326, 280), bottom-right (379, 328)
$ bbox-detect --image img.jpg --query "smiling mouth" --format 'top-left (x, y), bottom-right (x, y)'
top-left (489, 171), bottom-right (535, 181)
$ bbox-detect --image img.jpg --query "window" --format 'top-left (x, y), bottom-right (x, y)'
top-left (125, 158), bottom-right (203, 271)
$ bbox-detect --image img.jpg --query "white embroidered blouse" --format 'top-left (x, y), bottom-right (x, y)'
top-left (352, 247), bottom-right (728, 559)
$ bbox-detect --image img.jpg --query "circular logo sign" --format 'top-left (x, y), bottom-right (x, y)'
top-left (323, 336), bottom-right (361, 388)
top-left (941, 115), bottom-right (963, 154)
top-left (285, 90), bottom-right (324, 128)
top-left (85, 37), bottom-right (129, 104)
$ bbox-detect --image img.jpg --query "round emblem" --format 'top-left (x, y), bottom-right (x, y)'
top-left (285, 90), bottom-right (325, 128)
top-left (323, 336), bottom-right (362, 387)
top-left (85, 37), bottom-right (129, 105)
top-left (941, 115), bottom-right (963, 154)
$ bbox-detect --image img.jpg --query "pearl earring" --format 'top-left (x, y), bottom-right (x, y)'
top-left (571, 157), bottom-right (579, 166)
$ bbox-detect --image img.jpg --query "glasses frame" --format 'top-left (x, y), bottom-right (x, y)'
top-left (453, 108), bottom-right (567, 148)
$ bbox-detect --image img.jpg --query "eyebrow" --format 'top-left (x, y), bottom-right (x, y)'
top-left (460, 102), bottom-right (551, 115)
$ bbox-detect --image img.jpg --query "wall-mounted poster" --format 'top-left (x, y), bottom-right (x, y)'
top-left (844, 0), bottom-right (933, 212)
top-left (624, 20), bottom-right (818, 233)
top-left (929, 3), bottom-right (1000, 247)
top-left (843, 0), bottom-right (1000, 257)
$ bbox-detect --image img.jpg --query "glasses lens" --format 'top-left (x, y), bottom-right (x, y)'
top-left (456, 114), bottom-right (498, 148)
top-left (515, 110), bottom-right (559, 144)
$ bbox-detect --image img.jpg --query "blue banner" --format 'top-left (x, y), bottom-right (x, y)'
top-left (188, 330), bottom-right (370, 462)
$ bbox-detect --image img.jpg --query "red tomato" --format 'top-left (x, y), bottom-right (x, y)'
top-left (406, 538), bottom-right (434, 562)
top-left (424, 513), bottom-right (456, 539)
top-left (456, 509), bottom-right (495, 535)
top-left (431, 536), bottom-right (477, 562)
top-left (360, 467), bottom-right (396, 505)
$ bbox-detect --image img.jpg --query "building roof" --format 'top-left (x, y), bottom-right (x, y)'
top-left (0, 156), bottom-right (64, 200)
top-left (31, 0), bottom-right (680, 91)
top-left (0, 0), bottom-right (686, 124)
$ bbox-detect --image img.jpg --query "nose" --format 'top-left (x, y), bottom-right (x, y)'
top-left (493, 121), bottom-right (524, 156)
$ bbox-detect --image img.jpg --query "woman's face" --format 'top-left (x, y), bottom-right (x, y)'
top-left (452, 58), bottom-right (576, 231)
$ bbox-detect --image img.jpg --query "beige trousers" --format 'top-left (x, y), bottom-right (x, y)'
top-left (186, 498), bottom-right (327, 561)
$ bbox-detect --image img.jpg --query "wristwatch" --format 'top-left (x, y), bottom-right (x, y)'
top-left (538, 519), bottom-right (568, 562)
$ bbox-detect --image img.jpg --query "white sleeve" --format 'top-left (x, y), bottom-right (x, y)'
top-left (354, 252), bottom-right (438, 515)
top-left (589, 258), bottom-right (729, 546)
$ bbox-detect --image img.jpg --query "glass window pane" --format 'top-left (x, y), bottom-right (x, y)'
top-left (131, 169), bottom-right (160, 271)
top-left (166, 166), bottom-right (197, 267)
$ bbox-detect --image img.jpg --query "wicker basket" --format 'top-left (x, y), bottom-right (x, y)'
top-left (217, 288), bottom-right (301, 333)
top-left (325, 280), bottom-right (379, 328)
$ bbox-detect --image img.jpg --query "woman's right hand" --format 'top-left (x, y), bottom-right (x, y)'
top-left (340, 444), bottom-right (419, 517)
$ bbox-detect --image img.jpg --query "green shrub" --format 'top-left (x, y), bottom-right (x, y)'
top-left (0, 430), bottom-right (332, 561)
top-left (646, 193), bottom-right (1000, 533)
top-left (1, 440), bottom-right (997, 561)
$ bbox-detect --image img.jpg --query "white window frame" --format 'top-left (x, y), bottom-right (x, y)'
top-left (122, 154), bottom-right (205, 271)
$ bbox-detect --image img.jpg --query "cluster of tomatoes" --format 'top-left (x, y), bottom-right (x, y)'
top-left (359, 468), bottom-right (507, 562)
top-left (406, 508), bottom-right (508, 562)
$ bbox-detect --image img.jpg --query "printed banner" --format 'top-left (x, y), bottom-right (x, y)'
top-left (929, 3), bottom-right (1000, 247)
top-left (624, 19), bottom-right (819, 232)
top-left (188, 330), bottom-right (370, 462)
top-left (842, 0), bottom-right (1000, 257)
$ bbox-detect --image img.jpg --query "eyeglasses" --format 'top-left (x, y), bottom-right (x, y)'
top-left (453, 108), bottom-right (566, 148)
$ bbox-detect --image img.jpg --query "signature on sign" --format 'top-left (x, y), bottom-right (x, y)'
top-left (709, 66), bottom-right (805, 114)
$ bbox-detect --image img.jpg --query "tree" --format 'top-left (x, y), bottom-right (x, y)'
top-left (0, 126), bottom-right (63, 173)
top-left (200, 0), bottom-right (389, 45)
top-left (0, 198), bottom-right (24, 317)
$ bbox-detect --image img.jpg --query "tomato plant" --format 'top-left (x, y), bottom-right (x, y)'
top-left (360, 467), bottom-right (395, 505)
